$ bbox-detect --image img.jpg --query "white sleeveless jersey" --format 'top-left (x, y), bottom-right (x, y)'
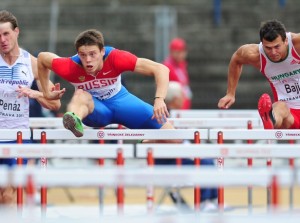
top-left (0, 49), bottom-right (34, 129)
top-left (259, 32), bottom-right (300, 109)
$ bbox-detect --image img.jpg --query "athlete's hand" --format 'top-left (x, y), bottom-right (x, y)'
top-left (152, 98), bottom-right (169, 124)
top-left (218, 94), bottom-right (235, 109)
top-left (45, 83), bottom-right (66, 100)
top-left (16, 85), bottom-right (42, 99)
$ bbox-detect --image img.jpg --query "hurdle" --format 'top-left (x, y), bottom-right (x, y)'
top-left (29, 117), bottom-right (118, 129)
top-left (168, 118), bottom-right (261, 128)
top-left (209, 129), bottom-right (300, 140)
top-left (136, 143), bottom-right (300, 212)
top-left (29, 117), bottom-right (262, 129)
top-left (0, 129), bottom-right (31, 212)
top-left (0, 143), bottom-right (134, 213)
top-left (210, 129), bottom-right (300, 211)
top-left (32, 129), bottom-right (207, 213)
top-left (32, 129), bottom-right (207, 140)
top-left (170, 109), bottom-right (259, 118)
top-left (9, 166), bottom-right (292, 189)
top-left (8, 166), bottom-right (295, 213)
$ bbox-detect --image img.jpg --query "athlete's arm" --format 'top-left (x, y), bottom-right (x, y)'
top-left (218, 44), bottom-right (260, 109)
top-left (32, 55), bottom-right (62, 110)
top-left (134, 58), bottom-right (170, 124)
top-left (37, 52), bottom-right (66, 100)
top-left (15, 55), bottom-right (62, 111)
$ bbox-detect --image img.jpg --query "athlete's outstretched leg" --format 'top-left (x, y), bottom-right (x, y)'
top-left (258, 93), bottom-right (294, 129)
top-left (63, 90), bottom-right (94, 137)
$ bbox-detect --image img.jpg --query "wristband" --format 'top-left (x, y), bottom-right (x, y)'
top-left (154, 96), bottom-right (164, 100)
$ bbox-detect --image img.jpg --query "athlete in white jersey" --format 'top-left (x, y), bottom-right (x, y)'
top-left (218, 20), bottom-right (300, 129)
top-left (1, 48), bottom-right (35, 129)
top-left (0, 10), bottom-right (63, 204)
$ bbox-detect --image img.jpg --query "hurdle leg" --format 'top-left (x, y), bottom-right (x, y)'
top-left (193, 131), bottom-right (201, 211)
top-left (98, 158), bottom-right (105, 214)
top-left (247, 121), bottom-right (253, 213)
top-left (194, 158), bottom-right (201, 211)
top-left (98, 128), bottom-right (105, 214)
top-left (265, 138), bottom-right (273, 211)
top-left (175, 157), bottom-right (182, 210)
top-left (16, 131), bottom-right (23, 213)
top-left (247, 158), bottom-right (253, 213)
top-left (116, 149), bottom-right (124, 214)
top-left (217, 131), bottom-right (224, 212)
top-left (271, 175), bottom-right (279, 211)
top-left (41, 132), bottom-right (47, 216)
top-left (147, 148), bottom-right (154, 214)
top-left (288, 139), bottom-right (295, 211)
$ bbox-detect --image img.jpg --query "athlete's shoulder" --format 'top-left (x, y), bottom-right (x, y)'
top-left (20, 48), bottom-right (32, 59)
top-left (103, 46), bottom-right (116, 59)
top-left (103, 46), bottom-right (137, 72)
top-left (235, 44), bottom-right (259, 60)
top-left (53, 56), bottom-right (77, 70)
top-left (52, 56), bottom-right (83, 79)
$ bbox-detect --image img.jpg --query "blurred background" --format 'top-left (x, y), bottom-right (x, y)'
top-left (1, 0), bottom-right (298, 111)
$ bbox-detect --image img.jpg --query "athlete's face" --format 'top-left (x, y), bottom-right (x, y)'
top-left (170, 50), bottom-right (187, 63)
top-left (262, 35), bottom-right (288, 62)
top-left (0, 22), bottom-right (19, 55)
top-left (78, 45), bottom-right (105, 75)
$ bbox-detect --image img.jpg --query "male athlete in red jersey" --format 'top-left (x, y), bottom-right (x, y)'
top-left (218, 20), bottom-right (300, 129)
top-left (37, 29), bottom-right (174, 137)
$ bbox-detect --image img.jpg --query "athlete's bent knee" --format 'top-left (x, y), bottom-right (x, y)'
top-left (273, 101), bottom-right (290, 116)
top-left (72, 90), bottom-right (92, 102)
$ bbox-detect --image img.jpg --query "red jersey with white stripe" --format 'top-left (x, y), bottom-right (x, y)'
top-left (259, 32), bottom-right (300, 109)
top-left (52, 46), bottom-right (137, 100)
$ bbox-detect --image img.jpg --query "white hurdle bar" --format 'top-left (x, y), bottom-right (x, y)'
top-left (168, 118), bottom-right (261, 128)
top-left (0, 166), bottom-right (296, 213)
top-left (2, 212), bottom-right (300, 223)
top-left (29, 117), bottom-right (261, 129)
top-left (0, 144), bottom-right (134, 159)
top-left (0, 129), bottom-right (31, 140)
top-left (32, 129), bottom-right (208, 140)
top-left (136, 143), bottom-right (300, 159)
top-left (29, 117), bottom-right (119, 129)
top-left (209, 129), bottom-right (300, 140)
top-left (1, 166), bottom-right (294, 188)
top-left (170, 109), bottom-right (259, 118)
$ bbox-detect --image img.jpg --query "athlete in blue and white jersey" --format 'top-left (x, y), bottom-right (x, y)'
top-left (0, 10), bottom-right (62, 204)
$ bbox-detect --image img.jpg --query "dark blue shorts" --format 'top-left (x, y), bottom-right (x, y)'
top-left (83, 86), bottom-right (163, 129)
top-left (0, 140), bottom-right (30, 166)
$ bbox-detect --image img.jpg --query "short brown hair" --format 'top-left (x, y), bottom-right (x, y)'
top-left (260, 20), bottom-right (286, 42)
top-left (0, 10), bottom-right (18, 29)
top-left (74, 29), bottom-right (104, 51)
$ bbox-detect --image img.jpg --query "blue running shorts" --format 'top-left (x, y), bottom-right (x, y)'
top-left (83, 86), bottom-right (163, 129)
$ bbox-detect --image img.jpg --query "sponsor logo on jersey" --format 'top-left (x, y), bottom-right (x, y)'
top-left (271, 68), bottom-right (300, 81)
top-left (103, 70), bottom-right (112, 75)
top-left (290, 59), bottom-right (300, 65)
top-left (0, 79), bottom-right (29, 86)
